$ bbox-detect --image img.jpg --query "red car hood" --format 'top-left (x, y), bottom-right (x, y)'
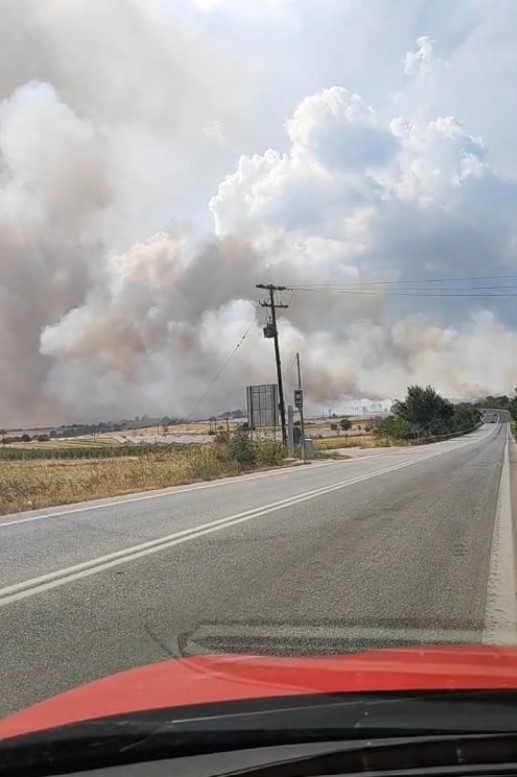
top-left (3, 646), bottom-right (517, 741)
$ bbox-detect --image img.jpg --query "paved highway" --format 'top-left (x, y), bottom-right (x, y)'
top-left (0, 419), bottom-right (514, 717)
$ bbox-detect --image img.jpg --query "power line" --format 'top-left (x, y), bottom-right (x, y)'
top-left (289, 272), bottom-right (517, 288)
top-left (186, 304), bottom-right (269, 423)
top-left (156, 320), bottom-right (256, 460)
top-left (290, 285), bottom-right (517, 292)
top-left (287, 288), bottom-right (517, 298)
top-left (186, 323), bottom-right (254, 422)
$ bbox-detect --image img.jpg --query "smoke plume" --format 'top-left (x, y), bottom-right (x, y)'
top-left (0, 0), bottom-right (516, 425)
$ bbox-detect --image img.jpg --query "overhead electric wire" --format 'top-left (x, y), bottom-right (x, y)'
top-left (156, 317), bottom-right (258, 459)
top-left (290, 284), bottom-right (517, 291)
top-left (286, 273), bottom-right (517, 297)
top-left (288, 289), bottom-right (517, 297)
top-left (289, 287), bottom-right (517, 294)
top-left (288, 272), bottom-right (517, 289)
top-left (185, 321), bottom-right (255, 423)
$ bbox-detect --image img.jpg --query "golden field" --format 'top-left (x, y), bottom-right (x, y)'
top-left (0, 443), bottom-right (286, 515)
top-left (4, 436), bottom-right (122, 450)
top-left (122, 420), bottom-right (240, 436)
top-left (313, 435), bottom-right (400, 450)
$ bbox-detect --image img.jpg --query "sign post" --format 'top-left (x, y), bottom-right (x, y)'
top-left (287, 405), bottom-right (294, 458)
top-left (246, 384), bottom-right (279, 436)
top-left (295, 353), bottom-right (307, 463)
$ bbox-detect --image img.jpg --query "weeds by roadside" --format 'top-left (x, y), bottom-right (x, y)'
top-left (0, 430), bottom-right (286, 515)
top-left (314, 435), bottom-right (395, 450)
top-left (313, 450), bottom-right (351, 460)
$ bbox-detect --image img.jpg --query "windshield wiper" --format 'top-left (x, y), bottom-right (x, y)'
top-left (217, 733), bottom-right (517, 777)
top-left (3, 690), bottom-right (517, 776)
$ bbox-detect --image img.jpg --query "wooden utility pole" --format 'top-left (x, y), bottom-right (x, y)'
top-left (256, 284), bottom-right (289, 446)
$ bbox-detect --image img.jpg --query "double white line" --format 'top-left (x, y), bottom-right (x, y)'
top-left (0, 424), bottom-right (499, 609)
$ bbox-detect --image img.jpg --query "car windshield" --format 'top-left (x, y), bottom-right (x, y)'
top-left (0, 0), bottom-right (516, 742)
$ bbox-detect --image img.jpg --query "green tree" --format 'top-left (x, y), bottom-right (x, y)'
top-left (473, 394), bottom-right (510, 410)
top-left (375, 415), bottom-right (414, 440)
top-left (452, 403), bottom-right (482, 432)
top-left (339, 418), bottom-right (352, 432)
top-left (393, 385), bottom-right (454, 436)
top-left (509, 390), bottom-right (517, 422)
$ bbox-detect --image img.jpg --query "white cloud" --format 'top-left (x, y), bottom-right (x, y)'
top-left (404, 36), bottom-right (437, 75)
top-left (182, 0), bottom-right (288, 19)
top-left (287, 87), bottom-right (399, 172)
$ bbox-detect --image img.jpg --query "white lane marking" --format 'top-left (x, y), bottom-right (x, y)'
top-left (0, 424), bottom-right (497, 530)
top-left (0, 428), bottom-right (502, 608)
top-left (0, 450), bottom-right (462, 608)
top-left (483, 424), bottom-right (517, 645)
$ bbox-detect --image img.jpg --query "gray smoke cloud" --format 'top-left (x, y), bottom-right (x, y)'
top-left (0, 1), bottom-right (516, 426)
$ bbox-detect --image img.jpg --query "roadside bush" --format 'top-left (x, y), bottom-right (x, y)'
top-left (255, 440), bottom-right (284, 466)
top-left (214, 428), bottom-right (285, 470)
top-left (228, 426), bottom-right (257, 470)
top-left (452, 403), bottom-right (482, 433)
top-left (375, 415), bottom-right (414, 440)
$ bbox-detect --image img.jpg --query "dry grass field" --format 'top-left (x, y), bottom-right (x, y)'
top-left (313, 435), bottom-right (400, 450)
top-left (4, 436), bottom-right (122, 450)
top-left (127, 420), bottom-right (241, 436)
top-left (0, 414), bottom-right (385, 514)
top-left (0, 442), bottom-right (286, 515)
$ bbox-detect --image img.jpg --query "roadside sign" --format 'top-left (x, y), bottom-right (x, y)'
top-left (246, 384), bottom-right (279, 428)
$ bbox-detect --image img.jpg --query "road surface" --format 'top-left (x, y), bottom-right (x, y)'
top-left (0, 419), bottom-right (515, 717)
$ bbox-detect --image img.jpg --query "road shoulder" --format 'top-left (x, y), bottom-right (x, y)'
top-left (510, 425), bottom-right (517, 630)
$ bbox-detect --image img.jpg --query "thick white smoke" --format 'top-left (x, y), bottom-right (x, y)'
top-left (0, 0), bottom-right (516, 425)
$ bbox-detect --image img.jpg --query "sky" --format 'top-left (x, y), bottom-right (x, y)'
top-left (0, 0), bottom-right (516, 425)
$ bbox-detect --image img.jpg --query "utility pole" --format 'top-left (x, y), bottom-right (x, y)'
top-left (256, 284), bottom-right (288, 446)
top-left (296, 352), bottom-right (306, 463)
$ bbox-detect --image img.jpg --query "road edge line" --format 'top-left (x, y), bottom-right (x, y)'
top-left (483, 424), bottom-right (517, 644)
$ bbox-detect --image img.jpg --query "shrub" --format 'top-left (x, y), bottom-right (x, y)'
top-left (255, 440), bottom-right (284, 466)
top-left (228, 426), bottom-right (257, 470)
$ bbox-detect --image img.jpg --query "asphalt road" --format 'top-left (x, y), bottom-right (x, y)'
top-left (0, 420), bottom-right (514, 717)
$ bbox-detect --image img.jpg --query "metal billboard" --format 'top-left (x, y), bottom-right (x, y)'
top-left (246, 384), bottom-right (279, 429)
